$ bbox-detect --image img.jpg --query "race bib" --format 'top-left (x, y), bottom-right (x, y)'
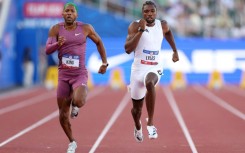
top-left (143, 49), bottom-right (159, 61)
top-left (62, 54), bottom-right (79, 68)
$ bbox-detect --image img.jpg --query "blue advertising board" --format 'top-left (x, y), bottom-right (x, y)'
top-left (0, 1), bottom-right (17, 89)
top-left (84, 37), bottom-right (245, 85)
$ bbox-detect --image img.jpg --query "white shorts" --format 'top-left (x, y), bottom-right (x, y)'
top-left (128, 67), bottom-right (163, 100)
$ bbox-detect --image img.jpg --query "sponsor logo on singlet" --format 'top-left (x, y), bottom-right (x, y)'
top-left (143, 49), bottom-right (159, 61)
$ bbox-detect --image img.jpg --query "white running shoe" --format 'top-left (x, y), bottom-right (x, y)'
top-left (71, 106), bottom-right (79, 119)
top-left (134, 122), bottom-right (143, 142)
top-left (67, 141), bottom-right (77, 153)
top-left (147, 125), bottom-right (158, 139)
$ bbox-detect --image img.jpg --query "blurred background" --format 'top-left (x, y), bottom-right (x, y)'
top-left (0, 0), bottom-right (245, 91)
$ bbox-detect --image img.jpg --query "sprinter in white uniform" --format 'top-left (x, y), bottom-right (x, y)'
top-left (124, 1), bottom-right (179, 142)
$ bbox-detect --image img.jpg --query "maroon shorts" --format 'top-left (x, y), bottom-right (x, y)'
top-left (57, 72), bottom-right (88, 98)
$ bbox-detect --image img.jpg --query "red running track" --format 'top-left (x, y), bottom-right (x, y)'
top-left (0, 85), bottom-right (244, 153)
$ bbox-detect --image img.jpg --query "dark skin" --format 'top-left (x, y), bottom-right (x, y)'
top-left (47, 5), bottom-right (108, 142)
top-left (124, 4), bottom-right (179, 130)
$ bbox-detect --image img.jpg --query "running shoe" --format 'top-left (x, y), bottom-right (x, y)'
top-left (71, 106), bottom-right (79, 119)
top-left (67, 141), bottom-right (77, 153)
top-left (134, 122), bottom-right (143, 142)
top-left (147, 125), bottom-right (158, 139)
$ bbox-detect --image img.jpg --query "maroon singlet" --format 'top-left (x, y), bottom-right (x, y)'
top-left (56, 21), bottom-right (88, 98)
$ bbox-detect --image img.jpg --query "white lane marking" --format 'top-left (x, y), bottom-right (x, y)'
top-left (194, 85), bottom-right (245, 120)
top-left (0, 86), bottom-right (106, 115)
top-left (0, 92), bottom-right (56, 115)
top-left (163, 86), bottom-right (198, 153)
top-left (89, 92), bottom-right (130, 153)
top-left (0, 87), bottom-right (105, 147)
top-left (0, 110), bottom-right (59, 147)
top-left (0, 87), bottom-right (41, 101)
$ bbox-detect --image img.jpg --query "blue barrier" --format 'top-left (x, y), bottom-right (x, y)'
top-left (0, 2), bottom-right (18, 89)
top-left (1, 36), bottom-right (244, 89)
top-left (85, 37), bottom-right (245, 85)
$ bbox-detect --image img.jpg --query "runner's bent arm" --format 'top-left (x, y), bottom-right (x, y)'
top-left (46, 25), bottom-right (66, 55)
top-left (162, 20), bottom-right (179, 62)
top-left (85, 24), bottom-right (107, 64)
top-left (85, 24), bottom-right (108, 74)
top-left (124, 22), bottom-right (144, 54)
top-left (45, 25), bottom-right (59, 55)
top-left (162, 20), bottom-right (177, 52)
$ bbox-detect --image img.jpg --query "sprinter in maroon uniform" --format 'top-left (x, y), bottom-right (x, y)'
top-left (45, 2), bottom-right (108, 153)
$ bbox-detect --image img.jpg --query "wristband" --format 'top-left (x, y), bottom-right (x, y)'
top-left (102, 63), bottom-right (109, 67)
top-left (138, 27), bottom-right (145, 32)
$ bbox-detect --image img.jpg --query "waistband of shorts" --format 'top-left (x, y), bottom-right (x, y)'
top-left (140, 60), bottom-right (158, 65)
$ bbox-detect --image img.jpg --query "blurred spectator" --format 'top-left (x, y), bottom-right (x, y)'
top-left (0, 1), bottom-right (2, 21)
top-left (0, 0), bottom-right (2, 12)
top-left (0, 49), bottom-right (2, 74)
top-left (78, 0), bottom-right (245, 38)
top-left (38, 45), bottom-right (47, 84)
top-left (22, 47), bottom-right (34, 87)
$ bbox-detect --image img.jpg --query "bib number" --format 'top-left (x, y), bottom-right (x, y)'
top-left (143, 49), bottom-right (158, 62)
top-left (62, 55), bottom-right (79, 68)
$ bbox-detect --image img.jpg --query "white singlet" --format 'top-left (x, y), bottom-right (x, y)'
top-left (129, 19), bottom-right (164, 100)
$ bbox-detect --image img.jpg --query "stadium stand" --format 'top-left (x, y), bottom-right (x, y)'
top-left (77, 0), bottom-right (245, 38)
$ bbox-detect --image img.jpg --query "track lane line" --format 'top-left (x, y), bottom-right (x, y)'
top-left (194, 85), bottom-right (245, 120)
top-left (0, 86), bottom-right (106, 147)
top-left (163, 86), bottom-right (198, 153)
top-left (0, 110), bottom-right (58, 147)
top-left (0, 87), bottom-right (42, 101)
top-left (89, 92), bottom-right (130, 153)
top-left (0, 91), bottom-right (56, 115)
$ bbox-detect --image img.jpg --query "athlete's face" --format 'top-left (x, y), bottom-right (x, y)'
top-left (62, 5), bottom-right (77, 25)
top-left (142, 5), bottom-right (156, 25)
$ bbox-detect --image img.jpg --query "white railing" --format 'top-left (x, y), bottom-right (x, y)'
top-left (0, 0), bottom-right (11, 41)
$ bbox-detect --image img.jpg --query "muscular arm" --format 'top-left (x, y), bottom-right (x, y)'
top-left (162, 20), bottom-right (177, 52)
top-left (85, 24), bottom-right (107, 64)
top-left (162, 20), bottom-right (179, 62)
top-left (45, 25), bottom-right (59, 55)
top-left (124, 22), bottom-right (144, 54)
top-left (84, 24), bottom-right (108, 74)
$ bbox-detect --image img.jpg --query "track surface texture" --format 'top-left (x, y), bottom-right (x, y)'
top-left (0, 85), bottom-right (244, 153)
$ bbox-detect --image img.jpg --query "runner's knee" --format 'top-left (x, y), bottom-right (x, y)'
top-left (131, 107), bottom-right (142, 115)
top-left (145, 80), bottom-right (155, 90)
top-left (74, 98), bottom-right (86, 108)
top-left (145, 72), bottom-right (158, 90)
